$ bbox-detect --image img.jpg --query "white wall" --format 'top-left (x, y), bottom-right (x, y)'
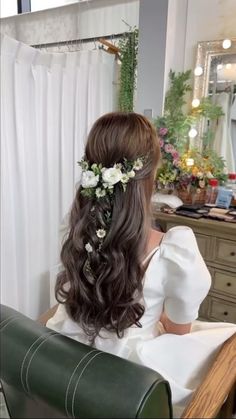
top-left (0, 0), bottom-right (139, 45)
top-left (164, 0), bottom-right (188, 93)
top-left (184, 0), bottom-right (236, 70)
top-left (136, 0), bottom-right (169, 117)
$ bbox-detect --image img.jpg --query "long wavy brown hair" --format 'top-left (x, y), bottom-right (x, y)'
top-left (56, 112), bottom-right (160, 343)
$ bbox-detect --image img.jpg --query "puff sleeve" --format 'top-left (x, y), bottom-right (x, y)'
top-left (160, 226), bottom-right (211, 324)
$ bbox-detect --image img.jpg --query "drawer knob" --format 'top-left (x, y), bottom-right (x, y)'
top-left (223, 311), bottom-right (228, 316)
top-left (226, 282), bottom-right (232, 287)
top-left (230, 251), bottom-right (235, 256)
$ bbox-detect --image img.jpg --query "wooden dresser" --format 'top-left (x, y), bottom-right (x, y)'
top-left (153, 210), bottom-right (236, 323)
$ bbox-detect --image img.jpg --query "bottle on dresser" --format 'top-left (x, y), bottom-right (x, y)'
top-left (205, 178), bottom-right (219, 206)
top-left (226, 173), bottom-right (236, 206)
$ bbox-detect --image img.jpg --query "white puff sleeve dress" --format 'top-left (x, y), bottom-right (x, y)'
top-left (47, 226), bottom-right (236, 418)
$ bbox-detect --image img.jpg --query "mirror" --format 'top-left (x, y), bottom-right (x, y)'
top-left (193, 38), bottom-right (236, 172)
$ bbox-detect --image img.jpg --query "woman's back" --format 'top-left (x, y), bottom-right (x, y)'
top-left (48, 225), bottom-right (211, 347)
top-left (47, 112), bottom-right (236, 417)
top-left (47, 225), bottom-right (235, 417)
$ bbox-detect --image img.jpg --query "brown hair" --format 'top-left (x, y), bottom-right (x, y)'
top-left (56, 112), bottom-right (160, 343)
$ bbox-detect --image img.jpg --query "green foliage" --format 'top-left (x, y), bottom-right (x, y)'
top-left (164, 70), bottom-right (192, 121)
top-left (154, 70), bottom-right (227, 190)
top-left (154, 70), bottom-right (225, 152)
top-left (118, 28), bottom-right (139, 112)
top-left (192, 97), bottom-right (224, 120)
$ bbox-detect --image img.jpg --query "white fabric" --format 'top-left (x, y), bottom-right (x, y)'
top-left (46, 226), bottom-right (236, 417)
top-left (1, 34), bottom-right (116, 318)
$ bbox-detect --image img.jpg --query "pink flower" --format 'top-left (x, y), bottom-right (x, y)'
top-left (159, 138), bottom-right (164, 148)
top-left (172, 151), bottom-right (179, 159)
top-left (164, 143), bottom-right (174, 153)
top-left (173, 159), bottom-right (180, 167)
top-left (159, 127), bottom-right (168, 136)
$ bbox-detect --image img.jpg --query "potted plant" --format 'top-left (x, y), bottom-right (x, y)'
top-left (154, 70), bottom-right (226, 203)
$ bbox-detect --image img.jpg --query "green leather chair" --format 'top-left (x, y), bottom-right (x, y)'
top-left (0, 304), bottom-right (172, 418)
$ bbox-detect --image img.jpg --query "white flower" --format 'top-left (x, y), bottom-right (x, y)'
top-left (127, 170), bottom-right (135, 178)
top-left (81, 170), bottom-right (99, 188)
top-left (95, 188), bottom-right (106, 198)
top-left (85, 242), bottom-right (93, 253)
top-left (206, 171), bottom-right (214, 178)
top-left (133, 158), bottom-right (143, 171)
top-left (96, 229), bottom-right (106, 239)
top-left (121, 174), bottom-right (130, 184)
top-left (102, 168), bottom-right (122, 186)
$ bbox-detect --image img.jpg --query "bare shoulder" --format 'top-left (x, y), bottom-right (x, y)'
top-left (150, 228), bottom-right (165, 244)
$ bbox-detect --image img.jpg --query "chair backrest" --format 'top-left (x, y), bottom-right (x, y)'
top-left (0, 304), bottom-right (172, 418)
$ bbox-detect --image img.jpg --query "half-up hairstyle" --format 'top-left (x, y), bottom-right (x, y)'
top-left (56, 112), bottom-right (160, 343)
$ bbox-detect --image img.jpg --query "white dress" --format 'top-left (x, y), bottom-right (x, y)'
top-left (47, 226), bottom-right (236, 417)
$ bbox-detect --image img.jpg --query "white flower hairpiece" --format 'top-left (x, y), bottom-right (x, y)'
top-left (85, 242), bottom-right (93, 253)
top-left (96, 229), bottom-right (106, 239)
top-left (78, 157), bottom-right (145, 199)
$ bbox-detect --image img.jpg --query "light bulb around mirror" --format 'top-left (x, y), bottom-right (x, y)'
top-left (192, 98), bottom-right (200, 108)
top-left (222, 39), bottom-right (232, 49)
top-left (226, 63), bottom-right (232, 69)
top-left (194, 66), bottom-right (203, 76)
top-left (217, 64), bottom-right (223, 70)
top-left (188, 128), bottom-right (198, 138)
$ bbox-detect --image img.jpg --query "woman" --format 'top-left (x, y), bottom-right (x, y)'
top-left (47, 112), bottom-right (235, 417)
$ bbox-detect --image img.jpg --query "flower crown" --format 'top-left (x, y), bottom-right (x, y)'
top-left (78, 157), bottom-right (144, 199)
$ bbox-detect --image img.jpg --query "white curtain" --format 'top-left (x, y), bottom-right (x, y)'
top-left (1, 34), bottom-right (116, 318)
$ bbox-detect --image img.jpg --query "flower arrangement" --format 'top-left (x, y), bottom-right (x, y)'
top-left (78, 157), bottom-right (144, 198)
top-left (78, 156), bottom-right (144, 253)
top-left (154, 70), bottom-right (226, 200)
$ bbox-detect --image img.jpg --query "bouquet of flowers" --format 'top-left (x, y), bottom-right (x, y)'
top-left (154, 70), bottom-right (226, 201)
top-left (156, 125), bottom-right (180, 190)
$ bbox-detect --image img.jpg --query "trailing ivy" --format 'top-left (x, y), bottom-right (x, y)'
top-left (118, 28), bottom-right (139, 112)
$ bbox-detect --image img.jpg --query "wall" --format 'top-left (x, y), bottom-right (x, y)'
top-left (184, 0), bottom-right (236, 70)
top-left (164, 0), bottom-right (188, 93)
top-left (0, 0), bottom-right (139, 45)
top-left (136, 0), bottom-right (169, 117)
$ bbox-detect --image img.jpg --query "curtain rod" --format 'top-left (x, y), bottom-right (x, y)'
top-left (32, 32), bottom-right (126, 49)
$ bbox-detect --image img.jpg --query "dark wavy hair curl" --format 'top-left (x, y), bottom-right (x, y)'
top-left (55, 112), bottom-right (160, 343)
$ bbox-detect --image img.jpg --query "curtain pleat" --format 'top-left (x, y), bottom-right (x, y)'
top-left (1, 34), bottom-right (116, 318)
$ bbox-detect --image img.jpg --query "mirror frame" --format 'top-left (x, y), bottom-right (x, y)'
top-left (192, 38), bottom-right (236, 149)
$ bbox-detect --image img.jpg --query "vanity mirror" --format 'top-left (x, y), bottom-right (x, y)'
top-left (193, 38), bottom-right (236, 172)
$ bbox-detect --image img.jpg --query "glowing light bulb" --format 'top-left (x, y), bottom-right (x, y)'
top-left (186, 158), bottom-right (194, 167)
top-left (217, 64), bottom-right (223, 70)
top-left (222, 39), bottom-right (231, 49)
top-left (192, 98), bottom-right (200, 108)
top-left (226, 63), bottom-right (232, 69)
top-left (188, 128), bottom-right (198, 138)
top-left (194, 66), bottom-right (203, 76)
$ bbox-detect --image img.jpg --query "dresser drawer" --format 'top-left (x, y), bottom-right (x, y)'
top-left (208, 297), bottom-right (236, 323)
top-left (214, 238), bottom-right (236, 268)
top-left (212, 269), bottom-right (236, 297)
top-left (195, 233), bottom-right (212, 260)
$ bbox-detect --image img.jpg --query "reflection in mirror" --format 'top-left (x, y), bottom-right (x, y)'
top-left (193, 39), bottom-right (236, 172)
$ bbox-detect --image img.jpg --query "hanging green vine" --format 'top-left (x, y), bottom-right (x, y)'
top-left (118, 28), bottom-right (139, 112)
